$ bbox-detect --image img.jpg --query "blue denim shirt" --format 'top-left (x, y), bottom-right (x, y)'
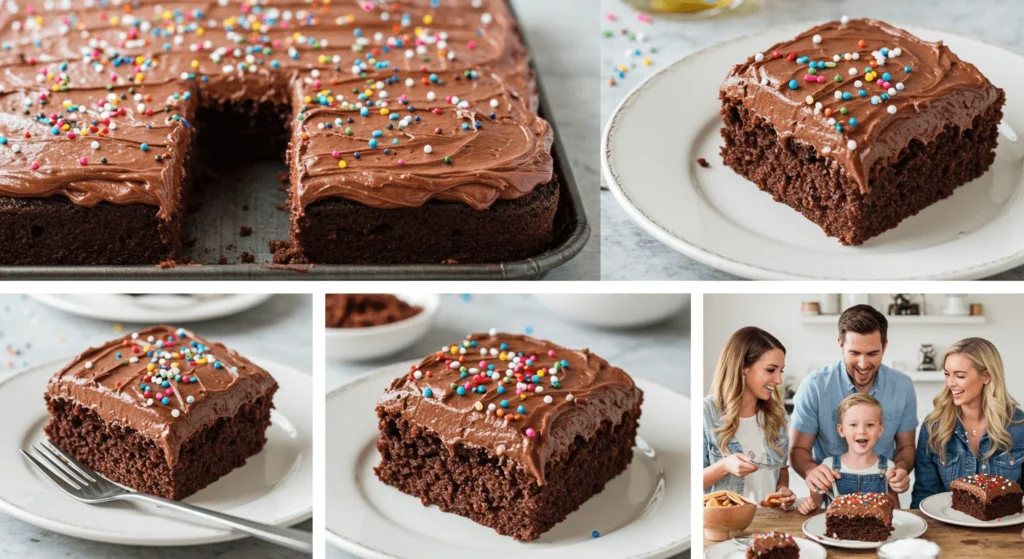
top-left (703, 395), bottom-right (789, 495)
top-left (910, 408), bottom-right (1024, 508)
top-left (791, 360), bottom-right (918, 463)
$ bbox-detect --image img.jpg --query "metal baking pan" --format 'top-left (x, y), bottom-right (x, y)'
top-left (0, 3), bottom-right (589, 281)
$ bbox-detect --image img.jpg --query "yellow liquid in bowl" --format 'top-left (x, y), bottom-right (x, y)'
top-left (647, 0), bottom-right (734, 12)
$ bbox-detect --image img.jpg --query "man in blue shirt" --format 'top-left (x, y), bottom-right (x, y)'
top-left (789, 305), bottom-right (917, 495)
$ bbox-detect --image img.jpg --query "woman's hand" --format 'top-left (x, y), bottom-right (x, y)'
top-left (773, 485), bottom-right (796, 508)
top-left (720, 453), bottom-right (759, 477)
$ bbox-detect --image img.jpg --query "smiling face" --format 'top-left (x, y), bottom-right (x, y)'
top-left (944, 353), bottom-right (990, 408)
top-left (838, 403), bottom-right (884, 456)
top-left (840, 331), bottom-right (886, 391)
top-left (743, 348), bottom-right (785, 402)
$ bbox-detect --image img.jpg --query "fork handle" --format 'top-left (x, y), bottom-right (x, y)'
top-left (123, 493), bottom-right (312, 554)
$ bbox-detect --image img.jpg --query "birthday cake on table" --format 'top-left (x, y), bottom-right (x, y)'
top-left (950, 473), bottom-right (1024, 521)
top-left (719, 17), bottom-right (1004, 246)
top-left (0, 0), bottom-right (556, 266)
top-left (373, 332), bottom-right (644, 541)
top-left (44, 325), bottom-right (278, 500)
top-left (824, 492), bottom-right (895, 541)
top-left (746, 531), bottom-right (800, 559)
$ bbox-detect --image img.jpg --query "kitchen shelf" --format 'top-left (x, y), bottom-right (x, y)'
top-left (907, 372), bottom-right (946, 382)
top-left (800, 315), bottom-right (986, 325)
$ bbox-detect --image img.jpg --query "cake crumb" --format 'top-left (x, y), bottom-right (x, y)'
top-left (240, 226), bottom-right (253, 237)
top-left (217, 256), bottom-right (228, 265)
top-left (241, 252), bottom-right (255, 263)
top-left (697, 157), bottom-right (710, 168)
top-left (241, 204), bottom-right (249, 211)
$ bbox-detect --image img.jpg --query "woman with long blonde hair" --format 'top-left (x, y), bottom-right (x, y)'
top-left (911, 337), bottom-right (1024, 508)
top-left (703, 326), bottom-right (796, 508)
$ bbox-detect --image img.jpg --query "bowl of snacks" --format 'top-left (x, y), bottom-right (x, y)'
top-left (703, 490), bottom-right (756, 541)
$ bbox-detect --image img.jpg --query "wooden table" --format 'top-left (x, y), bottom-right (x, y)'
top-left (702, 507), bottom-right (1024, 557)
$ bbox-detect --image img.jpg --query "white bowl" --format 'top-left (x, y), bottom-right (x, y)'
top-left (325, 294), bottom-right (440, 361)
top-left (532, 294), bottom-right (690, 328)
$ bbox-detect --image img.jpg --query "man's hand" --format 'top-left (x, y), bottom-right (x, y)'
top-left (721, 453), bottom-right (759, 477)
top-left (804, 462), bottom-right (841, 492)
top-left (887, 467), bottom-right (910, 493)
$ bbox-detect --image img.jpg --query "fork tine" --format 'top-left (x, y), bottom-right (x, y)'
top-left (40, 441), bottom-right (97, 483)
top-left (20, 449), bottom-right (82, 494)
top-left (34, 444), bottom-right (91, 487)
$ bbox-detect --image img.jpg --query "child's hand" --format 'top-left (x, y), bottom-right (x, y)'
top-left (798, 495), bottom-right (822, 515)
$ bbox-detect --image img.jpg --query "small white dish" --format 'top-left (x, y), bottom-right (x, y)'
top-left (0, 357), bottom-right (312, 546)
top-left (802, 510), bottom-right (927, 549)
top-left (603, 23), bottom-right (1024, 280)
top-left (704, 536), bottom-right (827, 559)
top-left (919, 491), bottom-right (1024, 528)
top-left (325, 362), bottom-right (691, 559)
top-left (324, 294), bottom-right (439, 362)
top-left (532, 294), bottom-right (689, 328)
top-left (29, 294), bottom-right (272, 323)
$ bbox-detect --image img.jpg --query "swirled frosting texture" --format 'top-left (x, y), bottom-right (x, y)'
top-left (0, 0), bottom-right (553, 214)
top-left (721, 18), bottom-right (1002, 193)
top-left (46, 325), bottom-right (277, 466)
top-left (376, 333), bottom-right (642, 484)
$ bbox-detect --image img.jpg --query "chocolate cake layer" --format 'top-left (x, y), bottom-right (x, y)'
top-left (44, 326), bottom-right (278, 496)
top-left (950, 474), bottom-right (1024, 520)
top-left (825, 492), bottom-right (894, 541)
top-left (746, 531), bottom-right (800, 559)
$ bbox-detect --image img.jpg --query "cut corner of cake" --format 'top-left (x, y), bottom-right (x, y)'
top-left (43, 325), bottom-right (278, 500)
top-left (373, 332), bottom-right (643, 541)
top-left (950, 473), bottom-right (1024, 521)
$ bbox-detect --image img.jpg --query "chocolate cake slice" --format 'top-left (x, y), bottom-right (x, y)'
top-left (825, 492), bottom-right (895, 541)
top-left (374, 332), bottom-right (643, 541)
top-left (44, 325), bottom-right (278, 500)
top-left (950, 474), bottom-right (1024, 521)
top-left (720, 18), bottom-right (1004, 245)
top-left (325, 294), bottom-right (422, 328)
top-left (747, 531), bottom-right (800, 559)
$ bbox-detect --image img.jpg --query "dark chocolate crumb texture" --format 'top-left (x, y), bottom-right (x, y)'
top-left (0, 0), bottom-right (554, 264)
top-left (45, 325), bottom-right (277, 471)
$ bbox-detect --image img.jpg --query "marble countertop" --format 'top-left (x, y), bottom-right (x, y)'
top-left (0, 294), bottom-right (313, 559)
top-left (515, 0), bottom-right (601, 281)
top-left (327, 293), bottom-right (691, 558)
top-left (599, 0), bottom-right (1024, 280)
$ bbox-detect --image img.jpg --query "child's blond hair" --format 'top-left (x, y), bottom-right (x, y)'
top-left (837, 393), bottom-right (884, 424)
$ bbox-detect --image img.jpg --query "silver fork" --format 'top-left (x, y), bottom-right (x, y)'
top-left (22, 442), bottom-right (312, 554)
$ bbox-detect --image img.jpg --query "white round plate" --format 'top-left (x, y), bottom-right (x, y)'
top-left (802, 510), bottom-right (927, 549)
top-left (603, 23), bottom-right (1024, 280)
top-left (704, 536), bottom-right (826, 559)
top-left (920, 491), bottom-right (1024, 527)
top-left (325, 363), bottom-right (691, 559)
top-left (0, 357), bottom-right (312, 546)
top-left (325, 294), bottom-right (440, 362)
top-left (29, 294), bottom-right (273, 323)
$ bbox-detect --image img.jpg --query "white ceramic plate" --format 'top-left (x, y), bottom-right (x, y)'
top-left (704, 536), bottom-right (826, 559)
top-left (802, 510), bottom-right (927, 549)
top-left (603, 23), bottom-right (1024, 280)
top-left (0, 357), bottom-right (312, 546)
top-left (325, 363), bottom-right (691, 559)
top-left (324, 294), bottom-right (440, 361)
top-left (30, 294), bottom-right (273, 323)
top-left (919, 491), bottom-right (1024, 527)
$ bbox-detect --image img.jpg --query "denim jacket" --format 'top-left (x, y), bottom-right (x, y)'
top-left (910, 407), bottom-right (1024, 508)
top-left (703, 395), bottom-right (790, 495)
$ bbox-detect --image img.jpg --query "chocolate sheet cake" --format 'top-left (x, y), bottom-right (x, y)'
top-left (747, 531), bottom-right (800, 559)
top-left (0, 0), bottom-right (556, 265)
top-left (720, 18), bottom-right (1004, 245)
top-left (950, 474), bottom-right (1024, 521)
top-left (825, 492), bottom-right (895, 541)
top-left (44, 325), bottom-right (278, 500)
top-left (325, 294), bottom-right (422, 328)
top-left (374, 332), bottom-right (643, 541)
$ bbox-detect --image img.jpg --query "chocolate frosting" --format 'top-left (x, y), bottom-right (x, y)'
top-left (324, 293), bottom-right (422, 328)
top-left (826, 492), bottom-right (895, 524)
top-left (721, 18), bottom-right (1001, 193)
top-left (0, 0), bottom-right (553, 216)
top-left (749, 531), bottom-right (797, 555)
top-left (46, 325), bottom-right (277, 466)
top-left (376, 333), bottom-right (642, 484)
top-left (951, 473), bottom-right (1024, 501)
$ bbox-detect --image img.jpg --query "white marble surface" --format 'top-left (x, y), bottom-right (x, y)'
top-left (0, 294), bottom-right (313, 559)
top-left (515, 0), bottom-right (601, 281)
top-left (600, 0), bottom-right (1024, 280)
top-left (326, 293), bottom-right (691, 559)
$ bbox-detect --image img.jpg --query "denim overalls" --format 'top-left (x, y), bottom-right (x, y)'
top-left (825, 454), bottom-right (890, 505)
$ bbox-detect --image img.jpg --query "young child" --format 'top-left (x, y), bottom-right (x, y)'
top-left (798, 393), bottom-right (901, 514)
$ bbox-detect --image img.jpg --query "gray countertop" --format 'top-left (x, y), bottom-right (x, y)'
top-left (0, 294), bottom-right (313, 559)
top-left (599, 0), bottom-right (1024, 280)
top-left (327, 293), bottom-right (691, 559)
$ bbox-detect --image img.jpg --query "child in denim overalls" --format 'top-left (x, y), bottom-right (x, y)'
top-left (799, 393), bottom-right (902, 513)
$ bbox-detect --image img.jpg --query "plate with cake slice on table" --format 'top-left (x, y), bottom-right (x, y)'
top-left (325, 331), bottom-right (691, 559)
top-left (919, 474), bottom-right (1024, 528)
top-left (703, 531), bottom-right (827, 559)
top-left (603, 15), bottom-right (1024, 280)
top-left (801, 492), bottom-right (928, 549)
